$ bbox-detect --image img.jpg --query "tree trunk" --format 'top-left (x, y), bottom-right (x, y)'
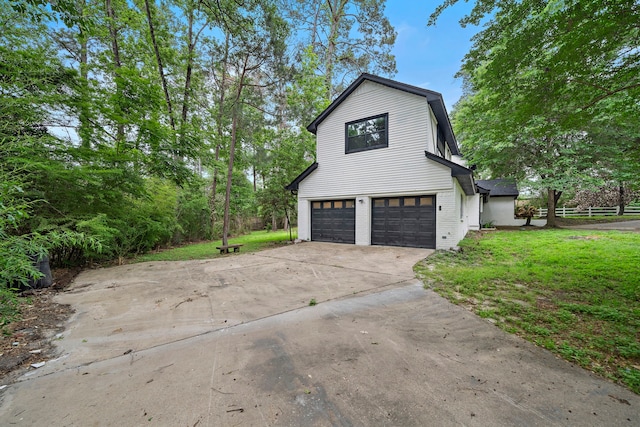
top-left (618, 184), bottom-right (625, 215)
top-left (272, 213), bottom-right (278, 231)
top-left (222, 108), bottom-right (239, 246)
top-left (554, 190), bottom-right (562, 206)
top-left (253, 165), bottom-right (257, 192)
top-left (222, 56), bottom-right (248, 246)
top-left (105, 0), bottom-right (125, 152)
top-left (181, 5), bottom-right (194, 128)
top-left (546, 188), bottom-right (557, 227)
top-left (77, 1), bottom-right (92, 149)
top-left (211, 33), bottom-right (230, 234)
top-left (144, 0), bottom-right (176, 132)
top-left (325, 0), bottom-right (347, 100)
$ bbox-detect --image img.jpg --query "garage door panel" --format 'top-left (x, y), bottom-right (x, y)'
top-left (371, 196), bottom-right (436, 249)
top-left (311, 199), bottom-right (355, 244)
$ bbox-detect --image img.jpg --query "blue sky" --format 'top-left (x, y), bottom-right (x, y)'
top-left (384, 1), bottom-right (479, 110)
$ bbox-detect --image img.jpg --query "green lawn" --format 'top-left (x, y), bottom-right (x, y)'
top-left (133, 229), bottom-right (297, 262)
top-left (556, 215), bottom-right (640, 225)
top-left (414, 229), bottom-right (640, 394)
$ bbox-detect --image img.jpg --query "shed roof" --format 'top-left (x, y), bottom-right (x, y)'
top-left (307, 73), bottom-right (460, 156)
top-left (476, 179), bottom-right (519, 197)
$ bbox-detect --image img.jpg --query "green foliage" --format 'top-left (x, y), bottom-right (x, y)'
top-left (175, 180), bottom-right (213, 243)
top-left (286, 0), bottom-right (397, 98)
top-left (415, 229), bottom-right (640, 393)
top-left (0, 0), bottom-right (396, 290)
top-left (134, 229), bottom-right (295, 262)
top-left (434, 0), bottom-right (640, 222)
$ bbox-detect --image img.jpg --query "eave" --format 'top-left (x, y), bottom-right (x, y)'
top-left (285, 162), bottom-right (318, 192)
top-left (424, 151), bottom-right (476, 196)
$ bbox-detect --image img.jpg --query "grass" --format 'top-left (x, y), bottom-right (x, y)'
top-left (133, 229), bottom-right (297, 262)
top-left (556, 215), bottom-right (640, 225)
top-left (414, 228), bottom-right (640, 394)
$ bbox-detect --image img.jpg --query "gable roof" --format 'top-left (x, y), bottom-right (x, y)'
top-left (424, 151), bottom-right (475, 196)
top-left (476, 179), bottom-right (519, 197)
top-left (307, 73), bottom-right (460, 156)
top-left (285, 162), bottom-right (318, 192)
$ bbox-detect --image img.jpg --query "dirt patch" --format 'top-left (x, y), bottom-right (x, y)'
top-left (0, 268), bottom-right (81, 383)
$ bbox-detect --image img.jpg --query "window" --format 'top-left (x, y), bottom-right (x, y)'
top-left (437, 125), bottom-right (446, 158)
top-left (345, 113), bottom-right (388, 153)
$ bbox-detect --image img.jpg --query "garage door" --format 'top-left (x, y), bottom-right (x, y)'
top-left (311, 199), bottom-right (356, 244)
top-left (371, 196), bottom-right (436, 248)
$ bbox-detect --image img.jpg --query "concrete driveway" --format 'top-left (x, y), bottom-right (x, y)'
top-left (0, 242), bottom-right (638, 426)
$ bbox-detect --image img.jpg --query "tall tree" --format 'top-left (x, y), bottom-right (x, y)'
top-left (201, 0), bottom-right (289, 245)
top-left (287, 0), bottom-right (397, 99)
top-left (432, 0), bottom-right (640, 226)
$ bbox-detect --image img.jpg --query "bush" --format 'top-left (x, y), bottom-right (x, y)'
top-left (175, 180), bottom-right (212, 243)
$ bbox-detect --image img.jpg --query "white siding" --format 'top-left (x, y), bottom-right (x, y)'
top-left (355, 197), bottom-right (371, 245)
top-left (297, 199), bottom-right (310, 240)
top-left (481, 198), bottom-right (547, 227)
top-left (467, 194), bottom-right (481, 231)
top-left (298, 81), bottom-right (452, 199)
top-left (297, 79), bottom-right (481, 249)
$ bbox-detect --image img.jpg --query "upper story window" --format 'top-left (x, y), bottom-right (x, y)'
top-left (437, 125), bottom-right (446, 157)
top-left (345, 113), bottom-right (388, 154)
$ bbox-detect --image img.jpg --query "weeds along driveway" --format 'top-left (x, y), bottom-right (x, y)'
top-left (1, 242), bottom-right (639, 426)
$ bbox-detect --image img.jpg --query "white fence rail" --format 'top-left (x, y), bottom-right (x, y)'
top-left (536, 206), bottom-right (640, 218)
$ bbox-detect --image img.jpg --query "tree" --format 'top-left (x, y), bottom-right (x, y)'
top-left (200, 0), bottom-right (289, 246)
top-left (452, 87), bottom-right (593, 226)
top-left (570, 185), bottom-right (640, 214)
top-left (432, 0), bottom-right (640, 226)
top-left (286, 0), bottom-right (397, 99)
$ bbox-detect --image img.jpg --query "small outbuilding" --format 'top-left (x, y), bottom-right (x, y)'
top-left (476, 179), bottom-right (519, 227)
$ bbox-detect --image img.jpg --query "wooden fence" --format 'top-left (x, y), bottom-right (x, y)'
top-left (536, 206), bottom-right (640, 218)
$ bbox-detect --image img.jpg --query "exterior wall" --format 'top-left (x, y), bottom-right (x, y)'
top-left (481, 197), bottom-right (547, 227)
top-left (428, 107), bottom-right (438, 155)
top-left (467, 193), bottom-right (481, 231)
top-left (297, 199), bottom-right (311, 241)
top-left (433, 181), bottom-right (480, 249)
top-left (434, 190), bottom-right (456, 249)
top-left (482, 197), bottom-right (515, 226)
top-left (354, 196), bottom-right (371, 245)
top-left (297, 79), bottom-right (480, 249)
top-left (298, 81), bottom-right (451, 199)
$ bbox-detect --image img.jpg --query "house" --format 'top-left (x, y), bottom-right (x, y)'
top-left (286, 73), bottom-right (480, 250)
top-left (477, 179), bottom-right (546, 227)
top-left (476, 179), bottom-right (519, 227)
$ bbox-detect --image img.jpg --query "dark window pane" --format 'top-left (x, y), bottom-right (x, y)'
top-left (346, 114), bottom-right (387, 153)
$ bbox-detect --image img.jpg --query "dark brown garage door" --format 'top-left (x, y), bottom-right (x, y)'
top-left (371, 196), bottom-right (436, 248)
top-left (311, 199), bottom-right (356, 244)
